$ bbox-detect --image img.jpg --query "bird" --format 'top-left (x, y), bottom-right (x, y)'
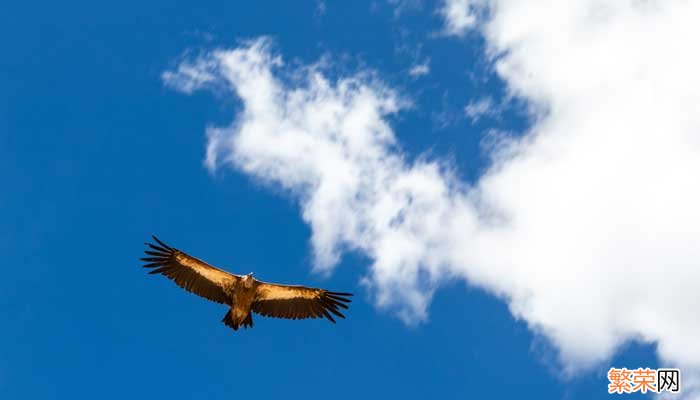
top-left (140, 236), bottom-right (352, 331)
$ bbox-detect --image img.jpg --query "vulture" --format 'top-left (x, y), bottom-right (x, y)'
top-left (140, 236), bottom-right (352, 331)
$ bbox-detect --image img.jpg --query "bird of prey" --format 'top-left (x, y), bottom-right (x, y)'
top-left (140, 236), bottom-right (352, 331)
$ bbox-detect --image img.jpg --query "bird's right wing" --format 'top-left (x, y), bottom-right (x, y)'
top-left (140, 236), bottom-right (240, 304)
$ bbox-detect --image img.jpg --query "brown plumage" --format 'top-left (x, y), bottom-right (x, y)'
top-left (140, 236), bottom-right (352, 331)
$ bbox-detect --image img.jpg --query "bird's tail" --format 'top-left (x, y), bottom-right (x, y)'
top-left (221, 310), bottom-right (253, 331)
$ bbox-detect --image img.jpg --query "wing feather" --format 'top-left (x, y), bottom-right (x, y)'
top-left (251, 281), bottom-right (352, 323)
top-left (140, 236), bottom-right (239, 304)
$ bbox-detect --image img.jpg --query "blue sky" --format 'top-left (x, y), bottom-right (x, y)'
top-left (1, 1), bottom-right (693, 399)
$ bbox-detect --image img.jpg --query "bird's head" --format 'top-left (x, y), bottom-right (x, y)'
top-left (243, 272), bottom-right (254, 288)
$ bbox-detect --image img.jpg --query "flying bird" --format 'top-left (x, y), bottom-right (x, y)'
top-left (140, 236), bottom-right (352, 331)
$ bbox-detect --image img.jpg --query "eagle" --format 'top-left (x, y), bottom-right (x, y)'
top-left (140, 236), bottom-right (352, 331)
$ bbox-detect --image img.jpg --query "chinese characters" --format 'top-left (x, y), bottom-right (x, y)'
top-left (607, 367), bottom-right (680, 394)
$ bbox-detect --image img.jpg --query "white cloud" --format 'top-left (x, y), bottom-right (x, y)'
top-left (165, 0), bottom-right (700, 391)
top-left (164, 38), bottom-right (465, 321)
top-left (441, 0), bottom-right (700, 392)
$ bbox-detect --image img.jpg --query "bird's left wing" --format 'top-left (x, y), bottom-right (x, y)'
top-left (141, 236), bottom-right (240, 304)
top-left (251, 281), bottom-right (352, 323)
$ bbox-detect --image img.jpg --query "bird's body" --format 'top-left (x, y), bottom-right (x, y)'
top-left (141, 236), bottom-right (352, 331)
top-left (230, 281), bottom-right (254, 324)
top-left (224, 275), bottom-right (257, 329)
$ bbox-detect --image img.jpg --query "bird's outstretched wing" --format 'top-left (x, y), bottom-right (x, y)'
top-left (251, 281), bottom-right (352, 323)
top-left (140, 236), bottom-right (240, 304)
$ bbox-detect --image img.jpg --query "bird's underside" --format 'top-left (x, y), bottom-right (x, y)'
top-left (140, 236), bottom-right (352, 331)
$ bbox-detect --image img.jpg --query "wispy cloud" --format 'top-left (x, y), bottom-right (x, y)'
top-left (463, 96), bottom-right (495, 122)
top-left (162, 58), bottom-right (219, 94)
top-left (315, 0), bottom-right (327, 18)
top-left (408, 59), bottom-right (430, 78)
top-left (438, 0), bottom-right (480, 36)
top-left (388, 0), bottom-right (424, 17)
top-left (166, 0), bottom-right (700, 390)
